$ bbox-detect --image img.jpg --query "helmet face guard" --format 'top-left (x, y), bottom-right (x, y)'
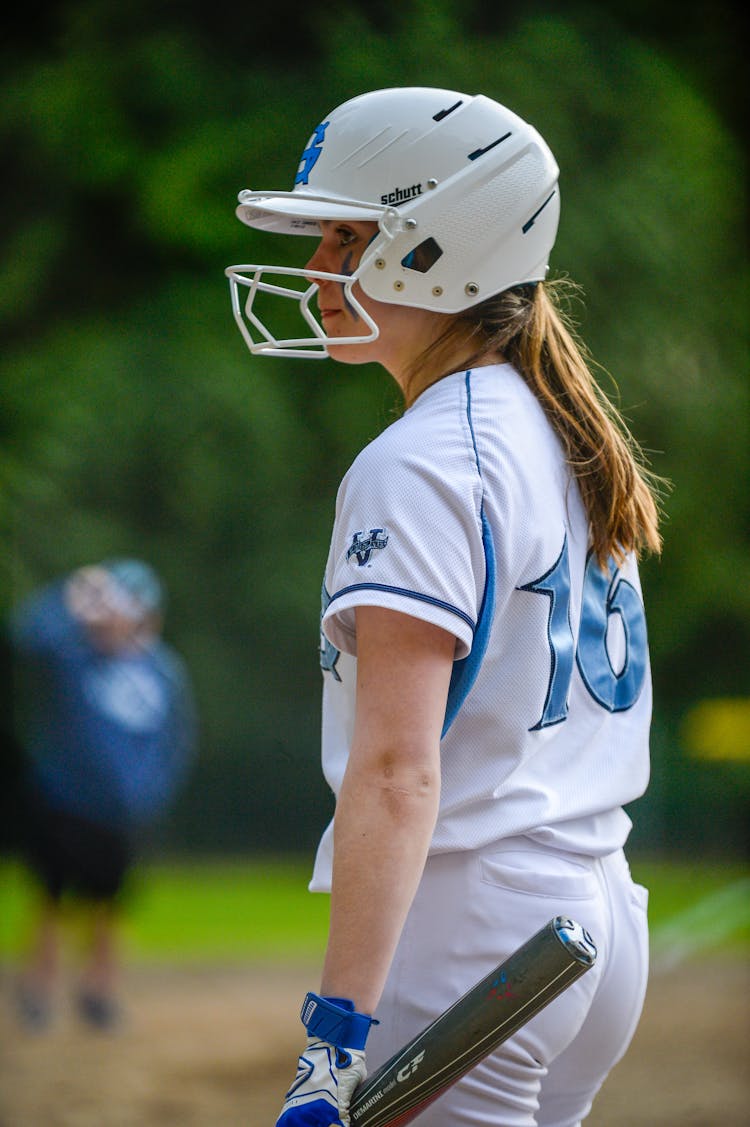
top-left (225, 263), bottom-right (380, 359)
top-left (225, 197), bottom-right (408, 358)
top-left (227, 87), bottom-right (560, 360)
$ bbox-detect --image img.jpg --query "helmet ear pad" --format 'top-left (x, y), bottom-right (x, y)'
top-left (358, 145), bottom-right (560, 315)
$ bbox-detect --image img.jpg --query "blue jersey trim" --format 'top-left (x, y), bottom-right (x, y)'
top-left (443, 509), bottom-right (496, 736)
top-left (441, 371), bottom-right (496, 737)
top-left (327, 582), bottom-right (476, 635)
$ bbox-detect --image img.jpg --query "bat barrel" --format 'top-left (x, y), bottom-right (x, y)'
top-left (351, 916), bottom-right (597, 1127)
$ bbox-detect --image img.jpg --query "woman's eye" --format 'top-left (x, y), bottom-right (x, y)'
top-left (337, 227), bottom-right (357, 247)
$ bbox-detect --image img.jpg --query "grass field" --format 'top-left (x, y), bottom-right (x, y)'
top-left (1, 852), bottom-right (748, 1126)
top-left (1, 853), bottom-right (748, 963)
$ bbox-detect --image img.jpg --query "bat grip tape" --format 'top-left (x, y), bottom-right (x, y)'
top-left (301, 992), bottom-right (377, 1051)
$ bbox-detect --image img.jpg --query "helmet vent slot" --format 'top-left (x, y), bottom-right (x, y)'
top-left (468, 132), bottom-right (512, 161)
top-left (522, 190), bottom-right (557, 233)
top-left (433, 100), bottom-right (463, 122)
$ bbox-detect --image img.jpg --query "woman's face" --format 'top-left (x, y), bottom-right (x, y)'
top-left (304, 220), bottom-right (443, 385)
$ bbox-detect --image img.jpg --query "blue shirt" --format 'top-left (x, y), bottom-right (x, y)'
top-left (11, 582), bottom-right (197, 830)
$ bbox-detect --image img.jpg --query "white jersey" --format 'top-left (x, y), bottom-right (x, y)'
top-left (311, 364), bottom-right (651, 890)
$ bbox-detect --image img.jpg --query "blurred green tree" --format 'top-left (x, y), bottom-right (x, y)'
top-left (1, 0), bottom-right (746, 854)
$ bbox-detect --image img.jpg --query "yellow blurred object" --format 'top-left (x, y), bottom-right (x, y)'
top-left (681, 698), bottom-right (750, 761)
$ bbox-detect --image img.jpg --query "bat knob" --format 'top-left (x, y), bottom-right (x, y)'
top-left (552, 916), bottom-right (598, 967)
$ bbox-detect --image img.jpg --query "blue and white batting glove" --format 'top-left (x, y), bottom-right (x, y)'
top-left (276, 993), bottom-right (377, 1127)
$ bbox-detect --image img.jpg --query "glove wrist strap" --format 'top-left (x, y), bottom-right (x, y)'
top-left (300, 992), bottom-right (375, 1051)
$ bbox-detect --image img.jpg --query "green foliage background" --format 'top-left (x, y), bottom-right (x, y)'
top-left (1, 1), bottom-right (747, 856)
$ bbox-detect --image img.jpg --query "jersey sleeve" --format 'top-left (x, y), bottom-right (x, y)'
top-left (321, 426), bottom-right (486, 660)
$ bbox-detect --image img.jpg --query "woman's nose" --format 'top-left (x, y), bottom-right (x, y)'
top-left (304, 240), bottom-right (332, 281)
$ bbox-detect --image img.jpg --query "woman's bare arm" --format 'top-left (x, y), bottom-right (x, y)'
top-left (320, 604), bottom-right (455, 1013)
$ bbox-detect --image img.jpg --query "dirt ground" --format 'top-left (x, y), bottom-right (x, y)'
top-left (0, 954), bottom-right (747, 1126)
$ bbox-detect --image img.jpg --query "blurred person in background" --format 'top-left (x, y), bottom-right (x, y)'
top-left (9, 559), bottom-right (197, 1031)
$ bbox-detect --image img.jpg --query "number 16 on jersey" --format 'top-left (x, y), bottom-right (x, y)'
top-left (520, 539), bottom-right (648, 729)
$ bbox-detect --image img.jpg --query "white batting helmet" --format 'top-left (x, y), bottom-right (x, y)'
top-left (226, 87), bottom-right (560, 357)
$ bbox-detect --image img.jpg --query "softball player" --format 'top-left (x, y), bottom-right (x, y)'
top-left (226, 87), bottom-right (662, 1126)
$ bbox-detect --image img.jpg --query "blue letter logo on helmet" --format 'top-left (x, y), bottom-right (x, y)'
top-left (295, 121), bottom-right (329, 186)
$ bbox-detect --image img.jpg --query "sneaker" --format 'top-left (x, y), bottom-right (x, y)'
top-left (15, 983), bottom-right (52, 1031)
top-left (76, 989), bottom-right (121, 1030)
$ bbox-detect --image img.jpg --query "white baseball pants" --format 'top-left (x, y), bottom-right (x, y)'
top-left (365, 837), bottom-right (649, 1126)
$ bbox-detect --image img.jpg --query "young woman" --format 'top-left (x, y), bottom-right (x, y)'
top-left (226, 87), bottom-right (662, 1127)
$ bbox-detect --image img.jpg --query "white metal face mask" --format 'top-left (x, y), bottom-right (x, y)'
top-left (226, 201), bottom-right (412, 358)
top-left (225, 263), bottom-right (378, 359)
top-left (226, 87), bottom-right (560, 360)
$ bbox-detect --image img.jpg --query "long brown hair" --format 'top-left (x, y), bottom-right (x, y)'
top-left (405, 281), bottom-right (664, 567)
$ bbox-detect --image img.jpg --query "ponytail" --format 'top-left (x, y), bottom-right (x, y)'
top-left (406, 281), bottom-right (664, 566)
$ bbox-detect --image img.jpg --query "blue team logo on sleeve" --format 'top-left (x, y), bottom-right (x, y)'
top-left (346, 528), bottom-right (389, 568)
top-left (295, 122), bottom-right (330, 186)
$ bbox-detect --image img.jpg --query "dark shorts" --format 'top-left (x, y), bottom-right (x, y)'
top-left (23, 789), bottom-right (134, 903)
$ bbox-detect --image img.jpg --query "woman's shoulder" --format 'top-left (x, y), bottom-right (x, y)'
top-left (347, 411), bottom-right (463, 489)
top-left (352, 371), bottom-right (477, 464)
